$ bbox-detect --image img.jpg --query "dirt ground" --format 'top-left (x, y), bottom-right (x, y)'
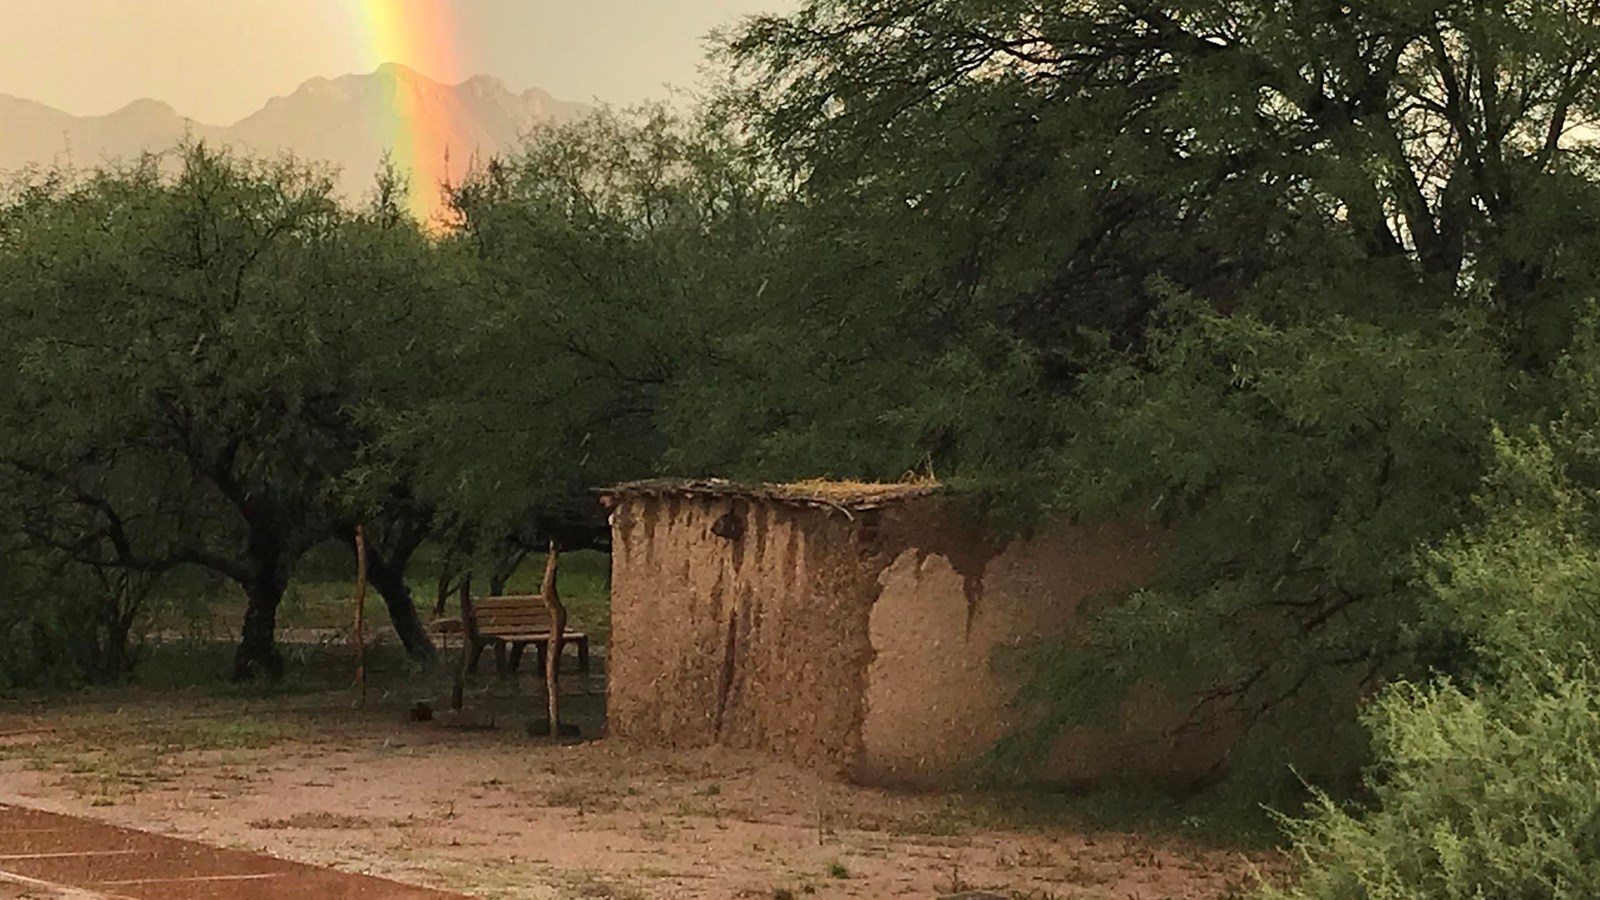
top-left (0, 664), bottom-right (1268, 900)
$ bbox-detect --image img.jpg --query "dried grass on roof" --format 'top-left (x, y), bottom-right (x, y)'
top-left (768, 478), bottom-right (940, 503)
top-left (600, 476), bottom-right (942, 510)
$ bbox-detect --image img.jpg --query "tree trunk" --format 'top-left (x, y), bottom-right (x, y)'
top-left (339, 524), bottom-right (436, 662)
top-left (488, 544), bottom-right (528, 596)
top-left (232, 569), bottom-right (287, 682)
top-left (90, 568), bottom-right (151, 681)
top-left (434, 545), bottom-right (459, 617)
top-left (104, 613), bottom-right (133, 680)
top-left (452, 574), bottom-right (473, 711)
top-left (366, 549), bottom-right (437, 662)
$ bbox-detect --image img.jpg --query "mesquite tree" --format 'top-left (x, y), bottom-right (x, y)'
top-left (0, 145), bottom-right (452, 679)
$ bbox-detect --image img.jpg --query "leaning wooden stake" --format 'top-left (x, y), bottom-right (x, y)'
top-left (353, 525), bottom-right (369, 707)
top-left (541, 542), bottom-right (566, 734)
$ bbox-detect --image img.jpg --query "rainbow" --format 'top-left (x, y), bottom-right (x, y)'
top-left (353, 1), bottom-right (464, 223)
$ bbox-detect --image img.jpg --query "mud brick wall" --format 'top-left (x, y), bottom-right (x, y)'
top-left (606, 494), bottom-right (880, 773)
top-left (607, 494), bottom-right (1227, 787)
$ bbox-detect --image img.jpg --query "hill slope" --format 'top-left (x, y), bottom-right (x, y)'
top-left (0, 63), bottom-right (591, 213)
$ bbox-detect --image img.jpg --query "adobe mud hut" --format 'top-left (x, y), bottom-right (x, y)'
top-left (598, 479), bottom-right (1230, 788)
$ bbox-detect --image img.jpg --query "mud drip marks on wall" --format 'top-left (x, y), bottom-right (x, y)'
top-left (714, 598), bottom-right (739, 737)
top-left (607, 493), bottom-right (880, 773)
top-left (712, 510), bottom-right (745, 541)
top-left (783, 526), bottom-right (801, 593)
top-left (605, 485), bottom-right (1209, 788)
top-left (883, 508), bottom-right (1010, 636)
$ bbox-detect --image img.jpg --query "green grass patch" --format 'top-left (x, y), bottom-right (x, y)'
top-left (5, 701), bottom-right (305, 800)
top-left (964, 781), bottom-right (1285, 850)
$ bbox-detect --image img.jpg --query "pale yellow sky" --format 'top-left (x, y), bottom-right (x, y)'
top-left (0, 0), bottom-right (795, 123)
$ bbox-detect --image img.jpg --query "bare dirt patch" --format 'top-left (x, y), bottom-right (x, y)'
top-left (0, 878), bottom-right (67, 899)
top-left (0, 684), bottom-right (1270, 899)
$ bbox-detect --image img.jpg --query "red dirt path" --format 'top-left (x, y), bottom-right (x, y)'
top-left (0, 803), bottom-right (465, 900)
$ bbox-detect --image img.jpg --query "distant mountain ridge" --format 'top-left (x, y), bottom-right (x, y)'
top-left (0, 63), bottom-right (592, 211)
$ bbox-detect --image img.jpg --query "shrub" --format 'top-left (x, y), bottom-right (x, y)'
top-left (1264, 431), bottom-right (1600, 898)
top-left (0, 544), bottom-right (160, 690)
top-left (1263, 665), bottom-right (1600, 899)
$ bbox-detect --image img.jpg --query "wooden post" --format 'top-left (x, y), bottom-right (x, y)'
top-left (353, 525), bottom-right (368, 707)
top-left (451, 572), bottom-right (473, 711)
top-left (541, 542), bottom-right (566, 734)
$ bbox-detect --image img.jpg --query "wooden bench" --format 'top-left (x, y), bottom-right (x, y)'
top-left (461, 595), bottom-right (591, 679)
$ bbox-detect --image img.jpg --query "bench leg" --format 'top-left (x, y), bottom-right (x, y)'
top-left (508, 642), bottom-right (526, 673)
top-left (467, 640), bottom-right (487, 676)
top-left (492, 641), bottom-right (510, 679)
top-left (576, 638), bottom-right (591, 675)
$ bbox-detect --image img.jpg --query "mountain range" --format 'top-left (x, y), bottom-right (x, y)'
top-left (0, 63), bottom-right (593, 211)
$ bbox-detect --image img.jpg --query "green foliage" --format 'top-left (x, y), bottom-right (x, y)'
top-left (713, 0), bottom-right (1600, 507)
top-left (717, 0), bottom-right (1600, 801)
top-left (0, 146), bottom-right (345, 563)
top-left (1264, 667), bottom-right (1600, 900)
top-left (1262, 434), bottom-right (1600, 897)
top-left (0, 537), bottom-right (157, 689)
top-left (0, 543), bottom-right (81, 689)
top-left (0, 143), bottom-right (458, 677)
top-left (989, 300), bottom-right (1509, 788)
top-left (405, 106), bottom-right (784, 534)
top-left (1420, 430), bottom-right (1600, 681)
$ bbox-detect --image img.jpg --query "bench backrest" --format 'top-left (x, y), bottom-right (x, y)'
top-left (468, 594), bottom-right (564, 638)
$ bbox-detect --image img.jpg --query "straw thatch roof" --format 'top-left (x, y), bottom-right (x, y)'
top-left (598, 478), bottom-right (943, 512)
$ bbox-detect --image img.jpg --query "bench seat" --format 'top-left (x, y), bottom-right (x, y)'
top-left (461, 595), bottom-right (591, 679)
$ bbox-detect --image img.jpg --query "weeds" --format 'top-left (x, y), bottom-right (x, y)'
top-left (249, 812), bottom-right (383, 830)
